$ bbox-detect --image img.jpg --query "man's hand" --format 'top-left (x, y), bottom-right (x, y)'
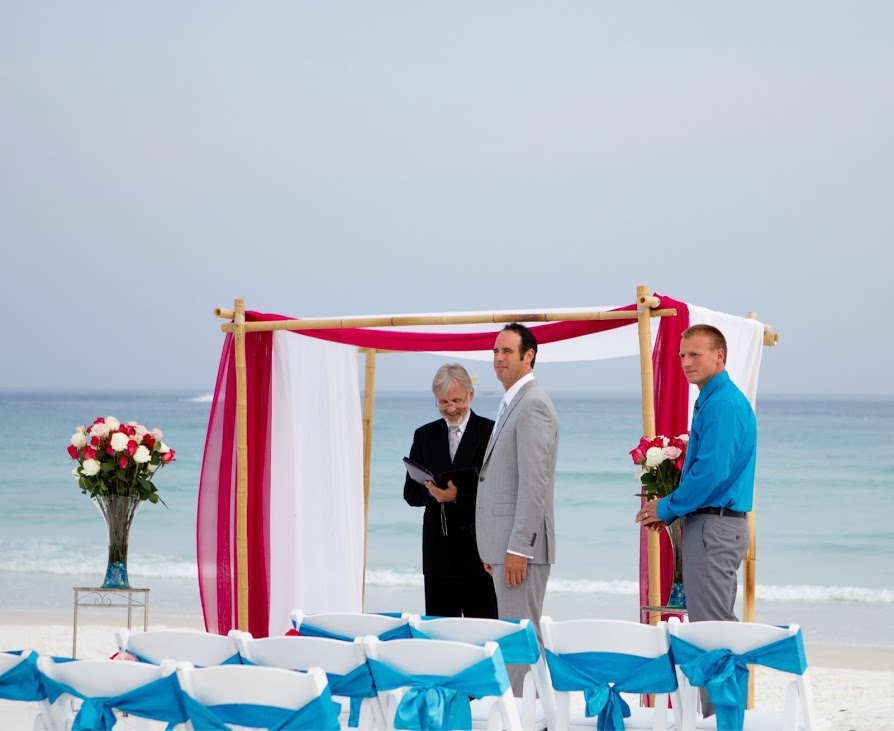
top-left (425, 479), bottom-right (457, 503)
top-left (636, 497), bottom-right (667, 531)
top-left (483, 562), bottom-right (493, 576)
top-left (504, 553), bottom-right (528, 588)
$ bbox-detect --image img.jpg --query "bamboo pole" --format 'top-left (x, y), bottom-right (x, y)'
top-left (233, 298), bottom-right (249, 632)
top-left (636, 286), bottom-right (661, 622)
top-left (744, 312), bottom-right (761, 709)
top-left (218, 308), bottom-right (677, 333)
top-left (361, 349), bottom-right (377, 609)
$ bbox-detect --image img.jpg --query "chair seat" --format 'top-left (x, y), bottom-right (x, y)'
top-left (470, 696), bottom-right (548, 731)
top-left (566, 705), bottom-right (676, 730)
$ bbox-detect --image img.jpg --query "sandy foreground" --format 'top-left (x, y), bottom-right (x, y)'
top-left (1, 611), bottom-right (892, 730)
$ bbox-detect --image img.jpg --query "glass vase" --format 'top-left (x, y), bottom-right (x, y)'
top-left (93, 495), bottom-right (142, 589)
top-left (665, 518), bottom-right (686, 608)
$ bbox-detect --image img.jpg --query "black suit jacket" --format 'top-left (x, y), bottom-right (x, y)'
top-left (403, 410), bottom-right (495, 578)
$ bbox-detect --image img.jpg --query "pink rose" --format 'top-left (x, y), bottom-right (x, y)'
top-left (161, 448), bottom-right (176, 464)
top-left (118, 456), bottom-right (129, 470)
top-left (662, 446), bottom-right (682, 461)
top-left (629, 446), bottom-right (646, 465)
top-left (83, 446), bottom-right (96, 461)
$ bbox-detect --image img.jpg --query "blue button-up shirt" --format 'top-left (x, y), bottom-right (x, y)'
top-left (657, 371), bottom-right (756, 522)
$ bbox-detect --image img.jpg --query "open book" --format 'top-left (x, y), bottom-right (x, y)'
top-left (402, 457), bottom-right (479, 490)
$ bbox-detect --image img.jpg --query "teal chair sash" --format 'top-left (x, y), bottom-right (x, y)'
top-left (409, 619), bottom-right (541, 665)
top-left (40, 671), bottom-right (187, 731)
top-left (669, 627), bottom-right (807, 731)
top-left (296, 618), bottom-right (412, 642)
top-left (367, 650), bottom-right (510, 730)
top-left (544, 649), bottom-right (677, 730)
top-left (0, 652), bottom-right (45, 702)
top-left (131, 650), bottom-right (243, 667)
top-left (180, 684), bottom-right (341, 730)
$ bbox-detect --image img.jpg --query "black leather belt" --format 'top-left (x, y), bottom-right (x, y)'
top-left (691, 506), bottom-right (746, 519)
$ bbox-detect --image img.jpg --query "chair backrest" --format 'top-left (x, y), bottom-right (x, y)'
top-left (667, 618), bottom-right (798, 654)
top-left (408, 615), bottom-right (555, 728)
top-left (541, 617), bottom-right (672, 657)
top-left (117, 627), bottom-right (241, 666)
top-left (291, 609), bottom-right (410, 641)
top-left (235, 632), bottom-right (383, 729)
top-left (540, 617), bottom-right (681, 731)
top-left (35, 656), bottom-right (180, 729)
top-left (176, 662), bottom-right (339, 730)
top-left (363, 636), bottom-right (522, 731)
top-left (667, 618), bottom-right (816, 731)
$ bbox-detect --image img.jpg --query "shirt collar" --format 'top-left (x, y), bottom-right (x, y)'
top-left (503, 372), bottom-right (535, 407)
top-left (695, 370), bottom-right (730, 409)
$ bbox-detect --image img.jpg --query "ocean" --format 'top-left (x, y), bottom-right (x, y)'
top-left (1, 390), bottom-right (891, 648)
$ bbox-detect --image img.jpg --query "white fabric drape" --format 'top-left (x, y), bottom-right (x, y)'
top-left (686, 305), bottom-right (766, 419)
top-left (268, 332), bottom-right (365, 633)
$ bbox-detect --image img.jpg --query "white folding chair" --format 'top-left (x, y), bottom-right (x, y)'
top-left (363, 636), bottom-right (522, 731)
top-left (175, 662), bottom-right (340, 730)
top-left (234, 631), bottom-right (384, 729)
top-left (540, 617), bottom-right (682, 731)
top-left (116, 627), bottom-right (242, 667)
top-left (291, 609), bottom-right (411, 641)
top-left (407, 615), bottom-right (554, 731)
top-left (667, 618), bottom-right (817, 730)
top-left (35, 655), bottom-right (181, 730)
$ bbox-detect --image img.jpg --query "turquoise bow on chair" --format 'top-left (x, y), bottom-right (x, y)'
top-left (670, 628), bottom-right (808, 731)
top-left (544, 650), bottom-right (677, 730)
top-left (40, 672), bottom-right (188, 731)
top-left (368, 651), bottom-right (510, 730)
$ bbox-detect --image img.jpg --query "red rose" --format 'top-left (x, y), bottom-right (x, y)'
top-left (119, 456), bottom-right (129, 469)
top-left (124, 425), bottom-right (135, 436)
top-left (67, 445), bottom-right (79, 459)
top-left (83, 447), bottom-right (96, 460)
top-left (629, 446), bottom-right (646, 465)
top-left (106, 446), bottom-right (116, 456)
top-left (126, 440), bottom-right (137, 456)
top-left (143, 436), bottom-right (155, 449)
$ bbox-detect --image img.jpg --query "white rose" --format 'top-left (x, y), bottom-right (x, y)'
top-left (81, 459), bottom-right (101, 476)
top-left (133, 445), bottom-right (151, 464)
top-left (662, 446), bottom-right (682, 460)
top-left (110, 432), bottom-right (130, 452)
top-left (158, 442), bottom-right (170, 454)
top-left (71, 432), bottom-right (88, 448)
top-left (678, 434), bottom-right (690, 444)
top-left (133, 424), bottom-right (148, 438)
top-left (76, 425), bottom-right (87, 435)
top-left (645, 446), bottom-right (668, 467)
top-left (105, 417), bottom-right (121, 431)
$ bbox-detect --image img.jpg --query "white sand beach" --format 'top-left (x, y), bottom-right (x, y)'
top-left (2, 608), bottom-right (892, 730)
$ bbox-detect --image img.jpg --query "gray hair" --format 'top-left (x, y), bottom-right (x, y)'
top-left (432, 363), bottom-right (474, 397)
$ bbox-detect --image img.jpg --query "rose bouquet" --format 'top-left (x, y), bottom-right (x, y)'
top-left (68, 416), bottom-right (176, 504)
top-left (629, 433), bottom-right (689, 501)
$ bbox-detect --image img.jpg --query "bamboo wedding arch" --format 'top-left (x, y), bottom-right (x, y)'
top-left (212, 285), bottom-right (778, 638)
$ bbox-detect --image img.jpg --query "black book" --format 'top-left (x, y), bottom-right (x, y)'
top-left (402, 457), bottom-right (479, 490)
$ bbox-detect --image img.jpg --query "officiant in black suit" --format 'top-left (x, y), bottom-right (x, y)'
top-left (403, 363), bottom-right (498, 618)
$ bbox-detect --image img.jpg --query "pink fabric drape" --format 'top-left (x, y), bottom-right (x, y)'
top-left (197, 334), bottom-right (237, 634)
top-left (245, 332), bottom-right (273, 638)
top-left (639, 295), bottom-right (691, 613)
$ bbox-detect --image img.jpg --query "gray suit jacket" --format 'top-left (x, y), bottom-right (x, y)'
top-left (475, 380), bottom-right (559, 565)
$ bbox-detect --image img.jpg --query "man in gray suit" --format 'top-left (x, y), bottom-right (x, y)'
top-left (476, 323), bottom-right (559, 693)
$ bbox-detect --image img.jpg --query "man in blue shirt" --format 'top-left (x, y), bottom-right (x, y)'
top-left (636, 324), bottom-right (756, 624)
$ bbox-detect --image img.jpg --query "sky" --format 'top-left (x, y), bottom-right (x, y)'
top-left (1, 3), bottom-right (891, 397)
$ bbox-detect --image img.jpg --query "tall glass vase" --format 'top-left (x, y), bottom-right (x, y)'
top-left (665, 517), bottom-right (686, 608)
top-left (93, 495), bottom-right (142, 589)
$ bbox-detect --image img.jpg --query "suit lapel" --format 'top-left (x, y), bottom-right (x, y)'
top-left (483, 381), bottom-right (535, 465)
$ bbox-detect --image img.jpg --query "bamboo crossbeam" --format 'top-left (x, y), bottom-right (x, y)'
top-left (218, 308), bottom-right (677, 333)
